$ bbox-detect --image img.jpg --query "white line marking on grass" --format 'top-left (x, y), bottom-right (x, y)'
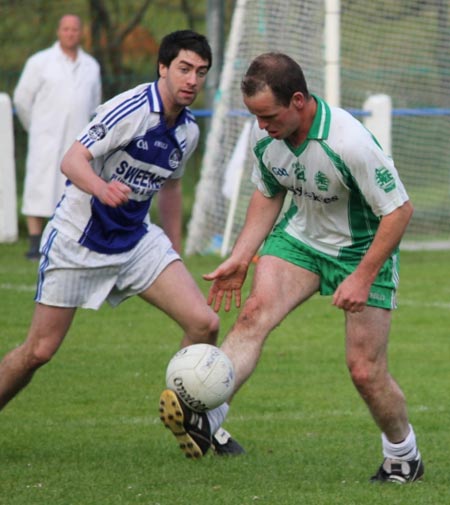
top-left (42, 404), bottom-right (448, 429)
top-left (90, 402), bottom-right (442, 427)
top-left (147, 404), bottom-right (447, 426)
top-left (0, 283), bottom-right (35, 292)
top-left (1, 285), bottom-right (448, 310)
top-left (401, 299), bottom-right (450, 310)
top-left (314, 296), bottom-right (450, 310)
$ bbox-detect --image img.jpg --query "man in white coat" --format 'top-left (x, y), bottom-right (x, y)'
top-left (14, 14), bottom-right (101, 259)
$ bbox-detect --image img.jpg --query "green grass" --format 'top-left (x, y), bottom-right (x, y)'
top-left (1, 240), bottom-right (450, 504)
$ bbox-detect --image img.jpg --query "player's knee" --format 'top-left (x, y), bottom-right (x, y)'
top-left (204, 311), bottom-right (220, 342)
top-left (24, 341), bottom-right (58, 370)
top-left (237, 295), bottom-right (267, 331)
top-left (347, 359), bottom-right (380, 393)
top-left (349, 364), bottom-right (370, 390)
top-left (189, 309), bottom-right (220, 344)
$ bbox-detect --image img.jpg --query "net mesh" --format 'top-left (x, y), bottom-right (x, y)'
top-left (186, 0), bottom-right (450, 255)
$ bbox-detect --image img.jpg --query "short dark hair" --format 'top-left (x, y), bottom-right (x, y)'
top-left (157, 30), bottom-right (212, 76)
top-left (241, 52), bottom-right (310, 107)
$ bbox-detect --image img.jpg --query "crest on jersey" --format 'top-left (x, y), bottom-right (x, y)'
top-left (88, 123), bottom-right (108, 141)
top-left (293, 161), bottom-right (306, 182)
top-left (168, 148), bottom-right (182, 169)
top-left (375, 166), bottom-right (396, 193)
top-left (315, 171), bottom-right (329, 191)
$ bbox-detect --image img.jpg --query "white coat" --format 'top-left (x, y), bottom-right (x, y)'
top-left (13, 42), bottom-right (101, 217)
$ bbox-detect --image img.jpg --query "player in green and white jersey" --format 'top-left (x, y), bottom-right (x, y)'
top-left (202, 53), bottom-right (423, 483)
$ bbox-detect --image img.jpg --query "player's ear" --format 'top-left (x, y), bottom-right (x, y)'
top-left (291, 92), bottom-right (305, 110)
top-left (159, 63), bottom-right (168, 78)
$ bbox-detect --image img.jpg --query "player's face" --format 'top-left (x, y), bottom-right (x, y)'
top-left (57, 15), bottom-right (82, 52)
top-left (159, 50), bottom-right (209, 109)
top-left (244, 87), bottom-right (303, 143)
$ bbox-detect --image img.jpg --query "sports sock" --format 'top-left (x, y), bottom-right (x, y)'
top-left (382, 424), bottom-right (419, 460)
top-left (28, 234), bottom-right (42, 254)
top-left (206, 403), bottom-right (229, 434)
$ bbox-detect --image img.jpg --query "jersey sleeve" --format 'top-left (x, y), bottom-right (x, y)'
top-left (77, 86), bottom-right (149, 158)
top-left (338, 121), bottom-right (409, 217)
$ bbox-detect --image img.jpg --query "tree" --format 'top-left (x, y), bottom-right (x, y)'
top-left (88, 0), bottom-right (155, 97)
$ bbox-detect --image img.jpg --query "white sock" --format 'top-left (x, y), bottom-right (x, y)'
top-left (382, 424), bottom-right (419, 460)
top-left (206, 403), bottom-right (229, 434)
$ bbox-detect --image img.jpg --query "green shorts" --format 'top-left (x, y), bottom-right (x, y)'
top-left (260, 228), bottom-right (398, 310)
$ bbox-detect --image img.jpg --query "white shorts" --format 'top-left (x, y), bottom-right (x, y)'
top-left (35, 224), bottom-right (180, 309)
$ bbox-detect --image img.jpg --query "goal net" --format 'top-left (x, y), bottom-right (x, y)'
top-left (186, 0), bottom-right (450, 255)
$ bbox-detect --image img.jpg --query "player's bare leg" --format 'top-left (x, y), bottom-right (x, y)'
top-left (0, 304), bottom-right (75, 410)
top-left (148, 260), bottom-right (241, 457)
top-left (222, 256), bottom-right (320, 395)
top-left (139, 259), bottom-right (219, 346)
top-left (345, 307), bottom-right (409, 441)
top-left (345, 306), bottom-right (423, 483)
top-left (161, 256), bottom-right (319, 458)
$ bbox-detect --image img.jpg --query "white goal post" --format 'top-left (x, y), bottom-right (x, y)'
top-left (0, 93), bottom-right (18, 243)
top-left (187, 0), bottom-right (326, 255)
top-left (186, 0), bottom-right (450, 255)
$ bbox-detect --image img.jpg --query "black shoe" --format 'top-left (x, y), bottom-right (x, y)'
top-left (212, 427), bottom-right (245, 456)
top-left (159, 389), bottom-right (212, 459)
top-left (370, 454), bottom-right (424, 483)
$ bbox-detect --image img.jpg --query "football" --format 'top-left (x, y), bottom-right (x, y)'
top-left (165, 343), bottom-right (235, 412)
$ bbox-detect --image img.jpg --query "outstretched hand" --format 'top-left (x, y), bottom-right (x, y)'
top-left (203, 258), bottom-right (249, 312)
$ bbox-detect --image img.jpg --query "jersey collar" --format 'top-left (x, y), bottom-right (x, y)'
top-left (148, 81), bottom-right (164, 113)
top-left (307, 94), bottom-right (331, 140)
top-left (149, 80), bottom-right (188, 128)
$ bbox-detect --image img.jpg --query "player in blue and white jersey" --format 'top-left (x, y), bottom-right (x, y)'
top-left (162, 53), bottom-right (424, 481)
top-left (0, 30), bottom-right (243, 456)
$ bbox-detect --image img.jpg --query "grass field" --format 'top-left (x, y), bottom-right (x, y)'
top-left (1, 239), bottom-right (450, 505)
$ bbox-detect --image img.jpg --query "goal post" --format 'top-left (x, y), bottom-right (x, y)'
top-left (186, 0), bottom-right (251, 256)
top-left (363, 94), bottom-right (392, 157)
top-left (186, 0), bottom-right (326, 255)
top-left (0, 92), bottom-right (18, 243)
top-left (186, 0), bottom-right (450, 255)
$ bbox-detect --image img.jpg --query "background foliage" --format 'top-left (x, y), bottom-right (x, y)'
top-left (0, 0), bottom-right (235, 97)
top-left (1, 0), bottom-right (449, 241)
top-left (0, 0), bottom-right (234, 236)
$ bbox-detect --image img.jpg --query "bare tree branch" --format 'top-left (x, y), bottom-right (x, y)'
top-left (179, 0), bottom-right (196, 29)
top-left (114, 0), bottom-right (154, 46)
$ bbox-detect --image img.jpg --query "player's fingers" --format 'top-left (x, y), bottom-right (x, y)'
top-left (213, 290), bottom-right (225, 312)
top-left (348, 302), bottom-right (365, 313)
top-left (106, 194), bottom-right (121, 207)
top-left (115, 185), bottom-right (130, 202)
top-left (206, 288), bottom-right (215, 306)
top-left (224, 290), bottom-right (234, 312)
top-left (102, 188), bottom-right (124, 207)
top-left (119, 181), bottom-right (132, 193)
top-left (207, 286), bottom-right (221, 308)
top-left (119, 185), bottom-right (131, 201)
top-left (234, 290), bottom-right (241, 308)
top-left (203, 271), bottom-right (218, 281)
top-left (107, 181), bottom-right (130, 204)
top-left (332, 289), bottom-right (343, 308)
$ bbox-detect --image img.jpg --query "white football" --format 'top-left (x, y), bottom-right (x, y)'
top-left (165, 344), bottom-right (235, 412)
